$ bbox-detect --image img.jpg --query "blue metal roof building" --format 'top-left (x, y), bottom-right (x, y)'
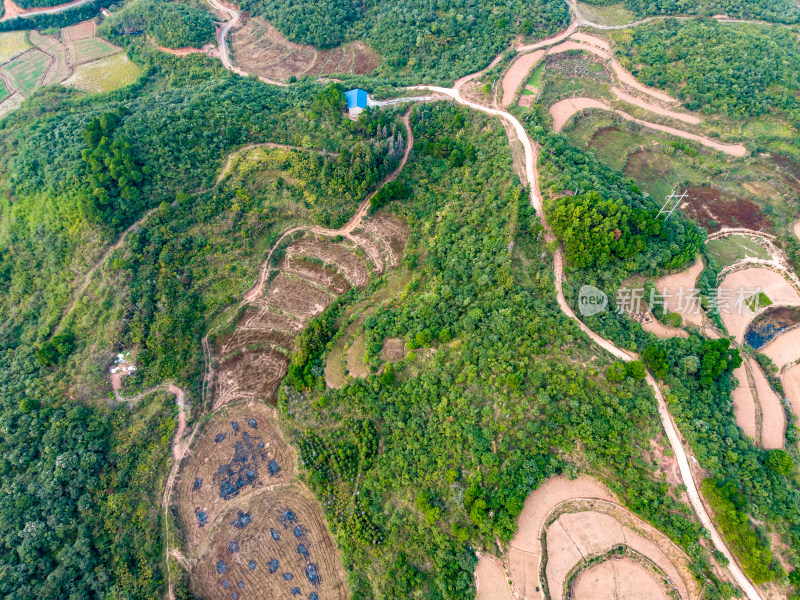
top-left (345, 89), bottom-right (368, 115)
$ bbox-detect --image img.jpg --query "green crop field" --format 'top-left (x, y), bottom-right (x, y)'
top-left (73, 38), bottom-right (121, 65)
top-left (707, 235), bottom-right (771, 268)
top-left (1, 50), bottom-right (49, 97)
top-left (0, 80), bottom-right (8, 103)
top-left (63, 53), bottom-right (142, 94)
top-left (0, 32), bottom-right (32, 65)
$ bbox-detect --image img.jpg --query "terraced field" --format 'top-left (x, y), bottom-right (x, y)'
top-left (230, 16), bottom-right (379, 82)
top-left (62, 52), bottom-right (141, 93)
top-left (0, 48), bottom-right (48, 95)
top-left (0, 78), bottom-right (8, 101)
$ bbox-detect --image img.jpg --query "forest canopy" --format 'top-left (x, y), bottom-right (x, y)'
top-left (101, 0), bottom-right (217, 49)
top-left (613, 19), bottom-right (800, 119)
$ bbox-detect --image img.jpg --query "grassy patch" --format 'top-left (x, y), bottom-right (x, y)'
top-left (745, 291), bottom-right (772, 312)
top-left (63, 53), bottom-right (142, 93)
top-left (73, 38), bottom-right (120, 64)
top-left (0, 31), bottom-right (31, 64)
top-left (1, 50), bottom-right (49, 96)
top-left (527, 62), bottom-right (544, 88)
top-left (706, 235), bottom-right (771, 268)
top-left (576, 2), bottom-right (637, 26)
top-left (0, 79), bottom-right (8, 103)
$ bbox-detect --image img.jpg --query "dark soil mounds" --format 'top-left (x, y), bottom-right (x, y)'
top-left (745, 306), bottom-right (800, 349)
top-left (682, 186), bottom-right (772, 233)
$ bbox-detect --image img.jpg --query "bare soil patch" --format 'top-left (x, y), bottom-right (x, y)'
top-left (362, 212), bottom-right (409, 268)
top-left (475, 554), bottom-right (513, 600)
top-left (345, 333), bottom-right (368, 379)
top-left (238, 305), bottom-right (304, 333)
top-left (653, 257), bottom-right (704, 327)
top-left (781, 363), bottom-right (800, 436)
top-left (348, 229), bottom-right (386, 274)
top-left (380, 337), bottom-right (405, 362)
top-left (264, 273), bottom-right (334, 321)
top-left (749, 358), bottom-right (786, 449)
top-left (214, 346), bottom-right (290, 408)
top-left (501, 50), bottom-right (544, 108)
top-left (682, 186), bottom-right (772, 234)
top-left (287, 237), bottom-right (371, 288)
top-left (191, 483), bottom-right (347, 600)
top-left (283, 256), bottom-right (351, 296)
top-left (177, 403), bottom-right (296, 555)
top-left (762, 327), bottom-right (800, 369)
top-left (572, 558), bottom-right (668, 600)
top-left (230, 17), bottom-right (378, 82)
top-left (731, 362), bottom-right (757, 441)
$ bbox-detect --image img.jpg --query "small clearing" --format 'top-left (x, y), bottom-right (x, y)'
top-left (683, 187), bottom-right (771, 234)
top-left (345, 333), bottom-right (368, 379)
top-left (706, 235), bottom-right (771, 269)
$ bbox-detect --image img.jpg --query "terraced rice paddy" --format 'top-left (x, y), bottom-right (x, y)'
top-left (62, 53), bottom-right (141, 93)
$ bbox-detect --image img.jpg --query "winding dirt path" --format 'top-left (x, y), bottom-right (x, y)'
top-left (549, 97), bottom-right (748, 156)
top-left (0, 0), bottom-right (92, 20)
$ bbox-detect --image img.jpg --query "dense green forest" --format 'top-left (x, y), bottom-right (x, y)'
top-left (101, 0), bottom-right (217, 49)
top-left (581, 0), bottom-right (800, 24)
top-left (0, 40), bottom-right (406, 597)
top-left (237, 0), bottom-right (570, 82)
top-left (613, 19), bottom-right (800, 120)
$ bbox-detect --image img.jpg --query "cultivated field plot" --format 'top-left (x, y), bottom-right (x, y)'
top-left (749, 357), bottom-right (786, 449)
top-left (192, 484), bottom-right (347, 600)
top-left (571, 558), bottom-right (668, 600)
top-left (1, 49), bottom-right (48, 95)
top-left (762, 326), bottom-right (800, 369)
top-left (213, 344), bottom-right (290, 408)
top-left (230, 17), bottom-right (379, 82)
top-left (177, 402), bottom-right (296, 554)
top-left (62, 53), bottom-right (141, 93)
top-left (718, 267), bottom-right (800, 342)
top-left (362, 213), bottom-right (409, 269)
top-left (263, 273), bottom-right (334, 320)
top-left (286, 237), bottom-right (371, 288)
top-left (475, 555), bottom-right (513, 600)
top-left (70, 38), bottom-right (120, 65)
top-left (502, 475), bottom-right (697, 600)
top-left (731, 362), bottom-right (757, 441)
top-left (782, 363), bottom-right (800, 438)
top-left (683, 186), bottom-right (772, 234)
top-left (29, 31), bottom-right (69, 86)
top-left (0, 78), bottom-right (7, 101)
top-left (0, 31), bottom-right (30, 63)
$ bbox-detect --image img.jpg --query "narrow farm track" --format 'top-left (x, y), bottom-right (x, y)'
top-left (0, 0), bottom-right (92, 20)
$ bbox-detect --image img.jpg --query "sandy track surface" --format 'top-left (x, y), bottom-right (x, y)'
top-left (794, 220), bottom-right (800, 242)
top-left (475, 554), bottom-right (514, 600)
top-left (611, 85), bottom-right (700, 124)
top-left (749, 357), bottom-right (786, 449)
top-left (732, 362), bottom-right (758, 441)
top-left (550, 97), bottom-right (747, 156)
top-left (641, 316), bottom-right (689, 338)
top-left (718, 267), bottom-right (800, 342)
top-left (501, 50), bottom-right (544, 107)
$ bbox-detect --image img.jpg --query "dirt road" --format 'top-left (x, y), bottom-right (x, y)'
top-left (1, 0), bottom-right (92, 20)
